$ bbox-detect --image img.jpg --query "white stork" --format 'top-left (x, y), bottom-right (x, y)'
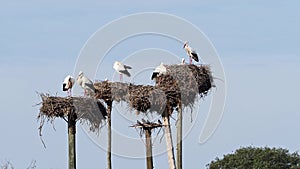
top-left (62, 75), bottom-right (75, 97)
top-left (183, 41), bottom-right (199, 64)
top-left (113, 61), bottom-right (132, 81)
top-left (151, 62), bottom-right (167, 80)
top-left (76, 71), bottom-right (95, 96)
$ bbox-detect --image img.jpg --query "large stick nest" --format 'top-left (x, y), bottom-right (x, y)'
top-left (128, 84), bottom-right (166, 113)
top-left (38, 94), bottom-right (107, 132)
top-left (156, 64), bottom-right (214, 107)
top-left (94, 64), bottom-right (213, 114)
top-left (94, 82), bottom-right (166, 113)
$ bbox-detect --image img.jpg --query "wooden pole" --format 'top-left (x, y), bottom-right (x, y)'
top-left (145, 128), bottom-right (154, 169)
top-left (163, 106), bottom-right (176, 169)
top-left (176, 102), bottom-right (182, 169)
top-left (68, 110), bottom-right (76, 169)
top-left (107, 101), bottom-right (112, 169)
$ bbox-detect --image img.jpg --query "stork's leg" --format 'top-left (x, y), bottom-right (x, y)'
top-left (120, 74), bottom-right (123, 82)
top-left (69, 89), bottom-right (72, 97)
top-left (84, 89), bottom-right (87, 97)
top-left (189, 57), bottom-right (192, 64)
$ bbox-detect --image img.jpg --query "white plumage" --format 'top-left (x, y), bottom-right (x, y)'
top-left (62, 75), bottom-right (75, 96)
top-left (113, 61), bottom-right (132, 81)
top-left (151, 63), bottom-right (167, 80)
top-left (183, 41), bottom-right (199, 64)
top-left (76, 71), bottom-right (95, 96)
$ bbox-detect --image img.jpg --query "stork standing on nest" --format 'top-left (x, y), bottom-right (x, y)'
top-left (183, 41), bottom-right (199, 64)
top-left (62, 75), bottom-right (75, 97)
top-left (76, 71), bottom-right (95, 96)
top-left (151, 62), bottom-right (167, 80)
top-left (113, 61), bottom-right (132, 81)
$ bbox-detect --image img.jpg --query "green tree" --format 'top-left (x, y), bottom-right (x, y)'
top-left (207, 146), bottom-right (300, 169)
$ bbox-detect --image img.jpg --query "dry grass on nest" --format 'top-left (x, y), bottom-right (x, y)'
top-left (156, 64), bottom-right (214, 107)
top-left (94, 82), bottom-right (167, 113)
top-left (94, 81), bottom-right (128, 103)
top-left (38, 94), bottom-right (107, 133)
top-left (128, 84), bottom-right (166, 113)
top-left (94, 64), bottom-right (213, 114)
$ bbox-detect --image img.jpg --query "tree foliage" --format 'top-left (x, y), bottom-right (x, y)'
top-left (207, 146), bottom-right (300, 169)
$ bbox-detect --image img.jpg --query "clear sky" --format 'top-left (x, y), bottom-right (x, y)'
top-left (0, 0), bottom-right (300, 168)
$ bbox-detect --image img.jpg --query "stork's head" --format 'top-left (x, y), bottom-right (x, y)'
top-left (68, 76), bottom-right (74, 83)
top-left (183, 41), bottom-right (188, 48)
top-left (113, 61), bottom-right (121, 69)
top-left (66, 75), bottom-right (72, 79)
top-left (78, 71), bottom-right (83, 77)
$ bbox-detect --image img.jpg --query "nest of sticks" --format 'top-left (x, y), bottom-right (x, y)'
top-left (94, 64), bottom-right (213, 114)
top-left (94, 81), bottom-right (128, 103)
top-left (94, 82), bottom-right (167, 113)
top-left (130, 119), bottom-right (163, 137)
top-left (38, 94), bottom-right (107, 133)
top-left (156, 64), bottom-right (214, 107)
top-left (128, 84), bottom-right (167, 113)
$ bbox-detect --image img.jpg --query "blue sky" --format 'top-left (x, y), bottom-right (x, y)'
top-left (0, 0), bottom-right (300, 168)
